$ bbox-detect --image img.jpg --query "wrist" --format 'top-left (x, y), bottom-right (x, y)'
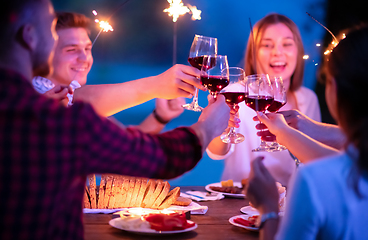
top-left (259, 211), bottom-right (279, 229)
top-left (153, 109), bottom-right (170, 124)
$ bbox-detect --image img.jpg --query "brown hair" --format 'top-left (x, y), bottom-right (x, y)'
top-left (244, 13), bottom-right (305, 91)
top-left (56, 12), bottom-right (91, 32)
top-left (326, 25), bottom-right (368, 175)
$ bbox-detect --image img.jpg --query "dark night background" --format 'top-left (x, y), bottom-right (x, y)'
top-left (52, 0), bottom-right (367, 185)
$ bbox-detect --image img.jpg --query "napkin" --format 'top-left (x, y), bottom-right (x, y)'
top-left (181, 191), bottom-right (224, 202)
top-left (83, 202), bottom-right (208, 215)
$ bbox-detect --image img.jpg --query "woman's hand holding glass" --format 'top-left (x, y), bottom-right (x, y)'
top-left (266, 76), bottom-right (287, 151)
top-left (219, 67), bottom-right (246, 144)
top-left (244, 74), bottom-right (274, 152)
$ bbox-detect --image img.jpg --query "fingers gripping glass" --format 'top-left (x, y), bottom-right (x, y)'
top-left (200, 55), bottom-right (229, 98)
top-left (267, 76), bottom-right (287, 152)
top-left (244, 74), bottom-right (274, 152)
top-left (183, 35), bottom-right (218, 112)
top-left (220, 67), bottom-right (246, 144)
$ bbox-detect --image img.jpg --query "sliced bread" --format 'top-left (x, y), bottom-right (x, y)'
top-left (158, 187), bottom-right (180, 210)
top-left (152, 181), bottom-right (170, 209)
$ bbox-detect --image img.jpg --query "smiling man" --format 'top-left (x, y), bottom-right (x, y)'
top-left (33, 12), bottom-right (201, 133)
top-left (50, 16), bottom-right (92, 86)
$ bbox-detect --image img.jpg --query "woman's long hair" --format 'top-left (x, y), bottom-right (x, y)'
top-left (326, 25), bottom-right (368, 194)
top-left (244, 13), bottom-right (305, 91)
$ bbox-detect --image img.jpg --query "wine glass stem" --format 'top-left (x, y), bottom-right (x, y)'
top-left (192, 88), bottom-right (199, 103)
top-left (259, 111), bottom-right (268, 147)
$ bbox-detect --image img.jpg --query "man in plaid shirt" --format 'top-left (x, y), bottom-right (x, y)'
top-left (0, 0), bottom-right (231, 239)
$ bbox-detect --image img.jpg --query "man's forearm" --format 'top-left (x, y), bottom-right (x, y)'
top-left (73, 76), bottom-right (158, 117)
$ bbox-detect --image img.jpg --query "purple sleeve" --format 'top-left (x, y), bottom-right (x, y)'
top-left (73, 103), bottom-right (203, 179)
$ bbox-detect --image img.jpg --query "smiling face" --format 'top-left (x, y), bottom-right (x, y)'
top-left (48, 27), bottom-right (93, 86)
top-left (256, 23), bottom-right (298, 92)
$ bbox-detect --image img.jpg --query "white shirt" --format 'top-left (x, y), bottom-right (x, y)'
top-left (32, 76), bottom-right (81, 106)
top-left (276, 146), bottom-right (368, 240)
top-left (207, 86), bottom-right (321, 186)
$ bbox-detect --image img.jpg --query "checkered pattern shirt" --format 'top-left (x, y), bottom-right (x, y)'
top-left (0, 68), bottom-right (202, 240)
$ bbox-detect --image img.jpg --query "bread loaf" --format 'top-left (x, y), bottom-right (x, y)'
top-left (88, 175), bottom-right (97, 209)
top-left (152, 181), bottom-right (170, 209)
top-left (84, 175), bottom-right (180, 210)
top-left (158, 187), bottom-right (180, 209)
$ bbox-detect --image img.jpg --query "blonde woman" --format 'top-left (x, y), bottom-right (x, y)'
top-left (207, 13), bottom-right (321, 186)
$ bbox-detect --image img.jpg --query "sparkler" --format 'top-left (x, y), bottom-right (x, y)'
top-left (164, 0), bottom-right (202, 65)
top-left (91, 10), bottom-right (114, 46)
top-left (305, 12), bottom-right (346, 68)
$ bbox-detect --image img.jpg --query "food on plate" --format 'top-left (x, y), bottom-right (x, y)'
top-left (233, 215), bottom-right (259, 228)
top-left (209, 185), bottom-right (243, 194)
top-left (84, 174), bottom-right (181, 209)
top-left (173, 196), bottom-right (192, 206)
top-left (221, 179), bottom-right (234, 187)
top-left (143, 212), bottom-right (195, 231)
top-left (209, 178), bottom-right (249, 195)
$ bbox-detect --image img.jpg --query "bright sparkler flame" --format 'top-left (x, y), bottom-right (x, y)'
top-left (187, 4), bottom-right (202, 20)
top-left (92, 10), bottom-right (114, 33)
top-left (163, 0), bottom-right (189, 23)
top-left (91, 10), bottom-right (114, 46)
top-left (97, 20), bottom-right (114, 32)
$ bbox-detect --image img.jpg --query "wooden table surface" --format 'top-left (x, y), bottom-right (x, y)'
top-left (84, 186), bottom-right (259, 240)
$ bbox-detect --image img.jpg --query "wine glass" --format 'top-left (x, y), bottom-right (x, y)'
top-left (200, 55), bottom-right (229, 98)
top-left (244, 74), bottom-right (274, 152)
top-left (183, 35), bottom-right (218, 112)
top-left (219, 67), bottom-right (247, 144)
top-left (267, 76), bottom-right (287, 152)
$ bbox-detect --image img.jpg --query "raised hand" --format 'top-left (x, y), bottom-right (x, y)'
top-left (154, 64), bottom-right (206, 99)
top-left (246, 156), bottom-right (279, 215)
top-left (44, 85), bottom-right (73, 107)
top-left (154, 97), bottom-right (186, 123)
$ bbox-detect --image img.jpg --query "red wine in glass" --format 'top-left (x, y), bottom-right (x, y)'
top-left (221, 92), bottom-right (246, 105)
top-left (200, 75), bottom-right (229, 94)
top-left (188, 56), bottom-right (216, 70)
top-left (188, 56), bottom-right (204, 70)
top-left (244, 95), bottom-right (274, 112)
top-left (267, 100), bottom-right (286, 112)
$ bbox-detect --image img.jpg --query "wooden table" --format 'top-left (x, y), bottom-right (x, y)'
top-left (84, 186), bottom-right (259, 240)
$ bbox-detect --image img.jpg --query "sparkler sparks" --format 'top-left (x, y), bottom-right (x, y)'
top-left (163, 0), bottom-right (202, 22)
top-left (163, 0), bottom-right (189, 23)
top-left (91, 10), bottom-right (114, 46)
top-left (187, 4), bottom-right (202, 21)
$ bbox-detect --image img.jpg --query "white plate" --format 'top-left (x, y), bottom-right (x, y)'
top-left (240, 205), bottom-right (284, 217)
top-left (109, 218), bottom-right (197, 235)
top-left (205, 182), bottom-right (245, 198)
top-left (229, 215), bottom-right (259, 232)
top-left (240, 206), bottom-right (259, 215)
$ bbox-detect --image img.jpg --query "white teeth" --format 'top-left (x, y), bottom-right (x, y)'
top-left (271, 62), bottom-right (285, 67)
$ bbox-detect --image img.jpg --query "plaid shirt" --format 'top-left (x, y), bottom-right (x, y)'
top-left (0, 68), bottom-right (202, 240)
